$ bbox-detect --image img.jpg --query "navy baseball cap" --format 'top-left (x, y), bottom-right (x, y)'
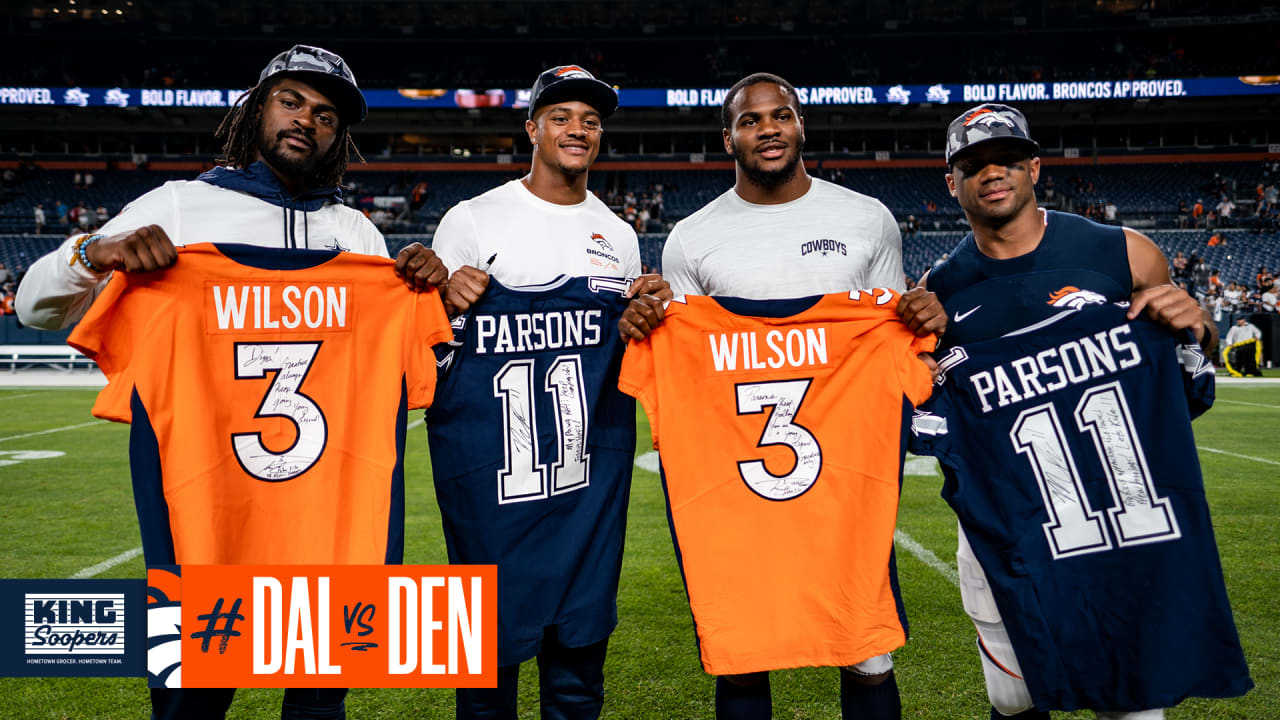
top-left (528, 65), bottom-right (618, 119)
top-left (945, 103), bottom-right (1040, 166)
top-left (259, 45), bottom-right (368, 124)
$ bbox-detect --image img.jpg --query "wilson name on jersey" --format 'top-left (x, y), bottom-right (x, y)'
top-left (910, 304), bottom-right (1251, 712)
top-left (426, 275), bottom-right (636, 667)
top-left (68, 243), bottom-right (453, 566)
top-left (620, 290), bottom-right (936, 675)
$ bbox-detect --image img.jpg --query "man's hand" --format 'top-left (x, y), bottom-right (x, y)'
top-left (393, 243), bottom-right (448, 292)
top-left (896, 287), bottom-right (948, 337)
top-left (443, 265), bottom-right (490, 317)
top-left (85, 225), bottom-right (178, 273)
top-left (1128, 284), bottom-right (1204, 339)
top-left (618, 274), bottom-right (673, 342)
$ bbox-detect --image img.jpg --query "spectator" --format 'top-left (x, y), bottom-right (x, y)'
top-left (1262, 285), bottom-right (1279, 313)
top-left (0, 262), bottom-right (13, 286)
top-left (904, 214), bottom-right (920, 238)
top-left (1192, 199), bottom-right (1204, 228)
top-left (636, 205), bottom-right (650, 233)
top-left (1217, 196), bottom-right (1235, 227)
top-left (1208, 270), bottom-right (1223, 295)
top-left (1223, 317), bottom-right (1264, 377)
top-left (72, 171), bottom-right (83, 189)
top-left (1256, 266), bottom-right (1275, 293)
top-left (1223, 281), bottom-right (1242, 311)
top-left (410, 180), bottom-right (429, 210)
top-left (95, 205), bottom-right (109, 226)
top-left (1177, 199), bottom-right (1189, 228)
top-left (33, 203), bottom-right (45, 235)
top-left (1190, 255), bottom-right (1210, 295)
top-left (83, 172), bottom-right (95, 190)
top-left (75, 201), bottom-right (92, 230)
top-left (0, 285), bottom-right (13, 316)
top-left (1171, 250), bottom-right (1188, 281)
top-left (1207, 231), bottom-right (1223, 247)
top-left (54, 199), bottom-right (68, 225)
top-left (1103, 200), bottom-right (1118, 225)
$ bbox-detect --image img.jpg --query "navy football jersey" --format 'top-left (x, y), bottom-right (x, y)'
top-left (426, 275), bottom-right (637, 666)
top-left (910, 304), bottom-right (1251, 712)
top-left (928, 209), bottom-right (1132, 348)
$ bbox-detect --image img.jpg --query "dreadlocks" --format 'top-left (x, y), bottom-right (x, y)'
top-left (214, 77), bottom-right (364, 192)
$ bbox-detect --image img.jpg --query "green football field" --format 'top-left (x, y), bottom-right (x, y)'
top-left (0, 384), bottom-right (1275, 719)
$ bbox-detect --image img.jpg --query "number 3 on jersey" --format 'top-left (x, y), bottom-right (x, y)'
top-left (231, 342), bottom-right (328, 482)
top-left (735, 379), bottom-right (822, 501)
top-left (494, 355), bottom-right (591, 504)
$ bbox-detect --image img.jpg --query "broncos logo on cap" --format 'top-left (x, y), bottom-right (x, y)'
top-left (1047, 286), bottom-right (1107, 308)
top-left (964, 107), bottom-right (1018, 129)
top-left (555, 66), bottom-right (591, 79)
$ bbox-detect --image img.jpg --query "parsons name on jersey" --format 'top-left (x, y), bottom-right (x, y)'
top-left (472, 309), bottom-right (605, 355)
top-left (949, 321), bottom-right (1143, 414)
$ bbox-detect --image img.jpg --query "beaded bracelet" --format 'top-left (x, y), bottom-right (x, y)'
top-left (70, 234), bottom-right (105, 273)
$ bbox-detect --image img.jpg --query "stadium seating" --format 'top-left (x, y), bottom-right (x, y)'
top-left (4, 161), bottom-right (1277, 292)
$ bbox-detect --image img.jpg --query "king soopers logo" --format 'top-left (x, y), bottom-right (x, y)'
top-left (25, 593), bottom-right (126, 656)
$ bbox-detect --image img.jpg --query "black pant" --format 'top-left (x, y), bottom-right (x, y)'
top-left (455, 629), bottom-right (608, 720)
top-left (150, 687), bottom-right (348, 720)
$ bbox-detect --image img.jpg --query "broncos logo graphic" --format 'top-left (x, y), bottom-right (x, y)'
top-left (1047, 286), bottom-right (1108, 309)
top-left (590, 232), bottom-right (614, 251)
top-left (964, 108), bottom-right (1018, 129)
top-left (555, 65), bottom-right (590, 79)
top-left (147, 567), bottom-right (184, 689)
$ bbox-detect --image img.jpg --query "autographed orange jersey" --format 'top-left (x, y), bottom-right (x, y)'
top-left (69, 243), bottom-right (452, 566)
top-left (619, 290), bottom-right (936, 675)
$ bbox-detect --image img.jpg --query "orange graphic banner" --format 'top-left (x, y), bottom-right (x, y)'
top-left (147, 565), bottom-right (497, 688)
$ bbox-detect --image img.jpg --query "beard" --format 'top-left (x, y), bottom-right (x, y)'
top-left (257, 129), bottom-right (323, 182)
top-left (732, 136), bottom-right (804, 190)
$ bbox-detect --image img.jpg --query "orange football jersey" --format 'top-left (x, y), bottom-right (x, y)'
top-left (618, 290), bottom-right (936, 675)
top-left (69, 243), bottom-right (452, 566)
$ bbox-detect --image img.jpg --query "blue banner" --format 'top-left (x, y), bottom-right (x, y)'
top-left (0, 579), bottom-right (146, 678)
top-left (0, 76), bottom-right (1276, 110)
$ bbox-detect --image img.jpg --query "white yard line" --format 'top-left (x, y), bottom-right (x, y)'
top-left (894, 529), bottom-right (959, 588)
top-left (0, 420), bottom-right (108, 443)
top-left (71, 547), bottom-right (143, 579)
top-left (1215, 398), bottom-right (1280, 410)
top-left (1200, 446), bottom-right (1280, 467)
top-left (0, 392), bottom-right (44, 400)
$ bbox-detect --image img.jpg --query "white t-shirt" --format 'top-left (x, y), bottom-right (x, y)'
top-left (661, 177), bottom-right (905, 299)
top-left (15, 179), bottom-right (386, 330)
top-left (432, 179), bottom-right (641, 286)
top-left (1225, 322), bottom-right (1263, 346)
top-left (1262, 290), bottom-right (1278, 313)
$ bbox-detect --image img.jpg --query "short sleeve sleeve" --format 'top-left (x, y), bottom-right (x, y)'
top-left (660, 227), bottom-right (701, 297)
top-left (897, 331), bottom-right (939, 408)
top-left (618, 337), bottom-right (660, 449)
top-left (66, 273), bottom-right (139, 423)
top-left (404, 287), bottom-right (455, 410)
top-left (431, 203), bottom-right (479, 275)
top-left (868, 204), bottom-right (907, 291)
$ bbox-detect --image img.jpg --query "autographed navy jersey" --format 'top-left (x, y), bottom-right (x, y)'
top-left (425, 275), bottom-right (637, 666)
top-left (910, 304), bottom-right (1251, 712)
top-left (928, 210), bottom-right (1132, 349)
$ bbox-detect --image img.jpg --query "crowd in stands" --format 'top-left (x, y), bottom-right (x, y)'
top-left (5, 159), bottom-right (1280, 316)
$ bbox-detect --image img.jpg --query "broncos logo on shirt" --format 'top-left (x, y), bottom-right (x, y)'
top-left (1047, 286), bottom-right (1107, 309)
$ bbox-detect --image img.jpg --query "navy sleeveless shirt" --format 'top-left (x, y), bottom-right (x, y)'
top-left (928, 209), bottom-right (1132, 349)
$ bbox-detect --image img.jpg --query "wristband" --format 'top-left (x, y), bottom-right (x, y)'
top-left (70, 234), bottom-right (106, 273)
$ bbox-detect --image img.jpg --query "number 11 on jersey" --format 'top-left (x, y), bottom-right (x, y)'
top-left (493, 355), bottom-right (591, 504)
